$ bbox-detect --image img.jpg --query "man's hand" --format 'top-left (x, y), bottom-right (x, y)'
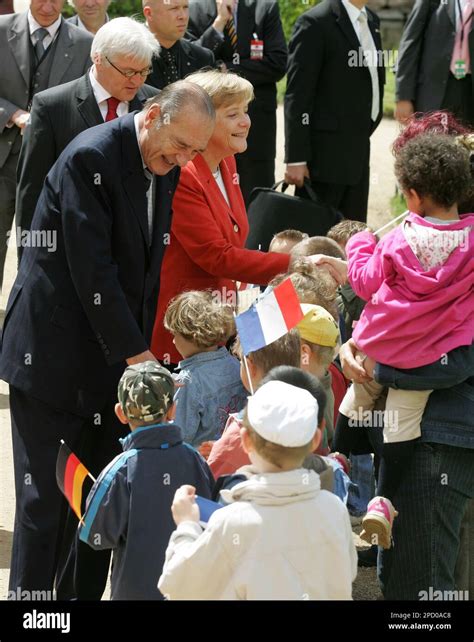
top-left (339, 338), bottom-right (372, 383)
top-left (284, 164), bottom-right (310, 188)
top-left (308, 254), bottom-right (348, 286)
top-left (213, 0), bottom-right (234, 32)
top-left (126, 350), bottom-right (157, 366)
top-left (11, 109), bottom-right (30, 130)
top-left (395, 100), bottom-right (414, 124)
top-left (171, 485), bottom-right (200, 525)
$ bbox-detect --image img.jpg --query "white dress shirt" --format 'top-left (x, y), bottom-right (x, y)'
top-left (134, 113), bottom-right (154, 244)
top-left (28, 10), bottom-right (62, 51)
top-left (89, 68), bottom-right (129, 121)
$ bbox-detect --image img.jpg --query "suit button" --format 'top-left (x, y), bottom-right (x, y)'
top-left (234, 224), bottom-right (239, 233)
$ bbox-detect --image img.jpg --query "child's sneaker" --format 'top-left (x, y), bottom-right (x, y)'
top-left (360, 496), bottom-right (398, 549)
top-left (328, 452), bottom-right (351, 476)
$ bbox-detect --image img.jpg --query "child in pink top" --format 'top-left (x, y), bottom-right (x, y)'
top-left (337, 133), bottom-right (474, 549)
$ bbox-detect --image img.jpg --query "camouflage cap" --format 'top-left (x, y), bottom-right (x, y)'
top-left (118, 361), bottom-right (175, 423)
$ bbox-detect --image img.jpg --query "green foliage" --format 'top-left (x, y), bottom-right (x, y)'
top-left (391, 191), bottom-right (406, 218)
top-left (279, 0), bottom-right (320, 41)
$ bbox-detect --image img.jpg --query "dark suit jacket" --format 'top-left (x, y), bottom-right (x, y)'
top-left (396, 0), bottom-right (474, 112)
top-left (0, 113), bottom-right (180, 418)
top-left (284, 0), bottom-right (385, 186)
top-left (187, 0), bottom-right (287, 161)
top-left (0, 13), bottom-right (92, 168)
top-left (147, 38), bottom-right (215, 90)
top-left (16, 74), bottom-right (158, 234)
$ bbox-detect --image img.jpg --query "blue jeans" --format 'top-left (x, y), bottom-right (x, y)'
top-left (378, 442), bottom-right (474, 599)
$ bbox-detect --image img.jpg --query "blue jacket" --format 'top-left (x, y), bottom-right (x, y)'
top-left (79, 422), bottom-right (214, 600)
top-left (174, 347), bottom-right (247, 446)
top-left (375, 344), bottom-right (474, 449)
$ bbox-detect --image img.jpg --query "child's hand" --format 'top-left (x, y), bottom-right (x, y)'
top-left (308, 255), bottom-right (348, 285)
top-left (362, 356), bottom-right (376, 378)
top-left (198, 440), bottom-right (215, 460)
top-left (171, 485), bottom-right (200, 525)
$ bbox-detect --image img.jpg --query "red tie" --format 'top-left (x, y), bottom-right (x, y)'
top-left (105, 97), bottom-right (120, 122)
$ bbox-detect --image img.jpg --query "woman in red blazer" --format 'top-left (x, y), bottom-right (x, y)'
top-left (151, 70), bottom-right (291, 365)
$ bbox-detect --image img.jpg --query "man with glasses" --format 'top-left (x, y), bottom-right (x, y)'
top-left (16, 17), bottom-right (160, 245)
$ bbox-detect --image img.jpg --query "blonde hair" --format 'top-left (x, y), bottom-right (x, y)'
top-left (269, 269), bottom-right (339, 320)
top-left (164, 291), bottom-right (235, 349)
top-left (185, 69), bottom-right (254, 109)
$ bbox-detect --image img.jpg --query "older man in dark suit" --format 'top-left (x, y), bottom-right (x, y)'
top-left (187, 0), bottom-right (287, 204)
top-left (395, 0), bottom-right (474, 126)
top-left (16, 16), bottom-right (160, 248)
top-left (284, 0), bottom-right (385, 223)
top-left (0, 81), bottom-right (215, 600)
top-left (0, 0), bottom-right (92, 289)
top-left (67, 0), bottom-right (110, 34)
top-left (143, 0), bottom-right (215, 90)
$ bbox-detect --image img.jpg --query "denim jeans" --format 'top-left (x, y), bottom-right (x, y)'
top-left (347, 454), bottom-right (375, 516)
top-left (378, 442), bottom-right (474, 600)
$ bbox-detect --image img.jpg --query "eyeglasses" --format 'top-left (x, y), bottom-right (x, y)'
top-left (105, 56), bottom-right (152, 79)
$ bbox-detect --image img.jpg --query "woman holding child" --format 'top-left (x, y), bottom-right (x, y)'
top-left (151, 70), bottom-right (312, 366)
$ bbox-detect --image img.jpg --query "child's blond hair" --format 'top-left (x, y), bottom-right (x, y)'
top-left (164, 291), bottom-right (235, 349)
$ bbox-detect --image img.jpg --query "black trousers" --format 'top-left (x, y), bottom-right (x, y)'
top-left (236, 155), bottom-right (275, 206)
top-left (441, 73), bottom-right (474, 128)
top-left (8, 386), bottom-right (127, 600)
top-left (307, 160), bottom-right (370, 223)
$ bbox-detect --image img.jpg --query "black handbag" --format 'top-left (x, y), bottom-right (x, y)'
top-left (245, 179), bottom-right (343, 252)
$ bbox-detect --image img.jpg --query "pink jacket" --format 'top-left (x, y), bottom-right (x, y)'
top-left (346, 213), bottom-right (474, 368)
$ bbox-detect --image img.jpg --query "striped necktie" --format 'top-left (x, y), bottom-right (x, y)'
top-left (33, 27), bottom-right (49, 61)
top-left (225, 16), bottom-right (238, 52)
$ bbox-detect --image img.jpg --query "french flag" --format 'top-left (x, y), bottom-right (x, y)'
top-left (235, 278), bottom-right (303, 355)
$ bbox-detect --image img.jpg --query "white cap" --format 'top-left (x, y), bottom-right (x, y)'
top-left (247, 381), bottom-right (319, 447)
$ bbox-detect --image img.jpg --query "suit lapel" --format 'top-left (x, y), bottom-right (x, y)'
top-left (149, 172), bottom-right (176, 280)
top-left (76, 74), bottom-right (103, 128)
top-left (447, 0), bottom-right (456, 29)
top-left (48, 19), bottom-right (75, 86)
top-left (331, 0), bottom-right (361, 51)
top-left (8, 13), bottom-right (31, 89)
top-left (120, 114), bottom-right (152, 256)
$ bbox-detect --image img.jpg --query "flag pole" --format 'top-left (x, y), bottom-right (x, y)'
top-left (373, 210), bottom-right (408, 237)
top-left (60, 439), bottom-right (96, 483)
top-left (243, 354), bottom-right (254, 396)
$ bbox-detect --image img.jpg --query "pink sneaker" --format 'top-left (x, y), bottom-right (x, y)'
top-left (329, 452), bottom-right (351, 476)
top-left (360, 496), bottom-right (398, 549)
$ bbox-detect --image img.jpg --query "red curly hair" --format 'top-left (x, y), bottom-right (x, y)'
top-left (392, 111), bottom-right (472, 156)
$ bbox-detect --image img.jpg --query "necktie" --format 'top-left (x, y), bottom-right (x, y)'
top-left (33, 27), bottom-right (49, 61)
top-left (451, 0), bottom-right (472, 79)
top-left (225, 16), bottom-right (238, 52)
top-left (105, 97), bottom-right (120, 122)
top-left (144, 169), bottom-right (154, 246)
top-left (357, 13), bottom-right (380, 122)
top-left (162, 48), bottom-right (180, 85)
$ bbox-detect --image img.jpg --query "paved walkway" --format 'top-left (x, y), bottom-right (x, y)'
top-left (0, 113), bottom-right (399, 598)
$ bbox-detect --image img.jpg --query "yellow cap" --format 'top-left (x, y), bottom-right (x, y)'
top-left (297, 304), bottom-right (339, 347)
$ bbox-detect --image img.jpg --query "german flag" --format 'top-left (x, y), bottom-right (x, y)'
top-left (56, 441), bottom-right (94, 521)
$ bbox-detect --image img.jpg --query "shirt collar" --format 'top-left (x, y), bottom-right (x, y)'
top-left (28, 10), bottom-right (62, 39)
top-left (341, 0), bottom-right (367, 26)
top-left (89, 66), bottom-right (113, 104)
top-left (177, 347), bottom-right (227, 370)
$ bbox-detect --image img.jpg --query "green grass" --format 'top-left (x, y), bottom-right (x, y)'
top-left (390, 191), bottom-right (407, 218)
top-left (277, 61), bottom-right (397, 119)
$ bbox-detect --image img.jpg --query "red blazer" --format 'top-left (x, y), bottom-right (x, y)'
top-left (151, 154), bottom-right (290, 363)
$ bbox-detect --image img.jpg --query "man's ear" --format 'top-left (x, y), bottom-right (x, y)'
top-left (144, 103), bottom-right (161, 130)
top-left (143, 4), bottom-right (152, 20)
top-left (115, 403), bottom-right (129, 425)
